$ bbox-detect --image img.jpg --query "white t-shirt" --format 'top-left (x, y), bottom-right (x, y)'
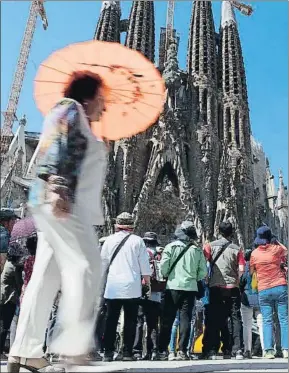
top-left (101, 231), bottom-right (151, 299)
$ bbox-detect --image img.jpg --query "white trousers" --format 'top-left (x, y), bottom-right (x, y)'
top-left (241, 304), bottom-right (264, 352)
top-left (10, 205), bottom-right (101, 358)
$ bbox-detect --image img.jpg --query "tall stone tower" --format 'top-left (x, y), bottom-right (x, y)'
top-left (94, 1), bottom-right (121, 42)
top-left (215, 1), bottom-right (255, 247)
top-left (277, 170), bottom-right (288, 244)
top-left (125, 0), bottom-right (155, 62)
top-left (187, 0), bottom-right (220, 240)
top-left (112, 1), bottom-right (156, 220)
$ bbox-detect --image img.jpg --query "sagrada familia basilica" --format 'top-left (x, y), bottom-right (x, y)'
top-left (1, 1), bottom-right (288, 247)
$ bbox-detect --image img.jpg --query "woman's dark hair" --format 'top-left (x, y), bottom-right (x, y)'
top-left (244, 248), bottom-right (253, 262)
top-left (26, 235), bottom-right (37, 256)
top-left (219, 221), bottom-right (233, 238)
top-left (144, 240), bottom-right (158, 248)
top-left (63, 71), bottom-right (105, 105)
top-left (7, 254), bottom-right (19, 264)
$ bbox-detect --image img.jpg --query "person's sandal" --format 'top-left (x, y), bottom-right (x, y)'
top-left (7, 357), bottom-right (65, 372)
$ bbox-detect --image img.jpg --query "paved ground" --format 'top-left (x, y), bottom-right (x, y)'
top-left (1, 359), bottom-right (287, 372)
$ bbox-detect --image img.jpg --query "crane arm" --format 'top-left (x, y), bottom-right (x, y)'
top-left (230, 0), bottom-right (253, 16)
top-left (164, 0), bottom-right (175, 64)
top-left (37, 0), bottom-right (48, 29)
top-left (166, 0), bottom-right (175, 48)
top-left (1, 1), bottom-right (48, 138)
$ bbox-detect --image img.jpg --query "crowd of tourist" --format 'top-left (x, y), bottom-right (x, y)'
top-left (1, 208), bottom-right (288, 366)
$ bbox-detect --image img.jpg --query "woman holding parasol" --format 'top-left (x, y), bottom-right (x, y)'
top-left (8, 40), bottom-right (165, 373)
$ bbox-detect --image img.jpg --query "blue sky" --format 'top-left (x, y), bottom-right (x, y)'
top-left (1, 1), bottom-right (288, 185)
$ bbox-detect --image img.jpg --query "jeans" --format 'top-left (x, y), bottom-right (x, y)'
top-left (202, 304), bottom-right (231, 354)
top-left (94, 303), bottom-right (107, 352)
top-left (207, 287), bottom-right (242, 354)
top-left (43, 293), bottom-right (60, 353)
top-left (259, 285), bottom-right (288, 351)
top-left (241, 305), bottom-right (264, 352)
top-left (169, 305), bottom-right (197, 353)
top-left (159, 290), bottom-right (196, 353)
top-left (133, 300), bottom-right (160, 355)
top-left (9, 312), bottom-right (19, 349)
top-left (103, 298), bottom-right (139, 356)
top-left (273, 306), bottom-right (282, 353)
top-left (0, 302), bottom-right (16, 353)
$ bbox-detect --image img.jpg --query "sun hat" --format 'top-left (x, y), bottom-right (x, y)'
top-left (254, 226), bottom-right (272, 246)
top-left (0, 208), bottom-right (18, 221)
top-left (115, 212), bottom-right (135, 230)
top-left (143, 232), bottom-right (159, 245)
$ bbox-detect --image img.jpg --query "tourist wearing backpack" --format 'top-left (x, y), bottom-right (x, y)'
top-left (158, 221), bottom-right (207, 361)
top-left (203, 221), bottom-right (245, 360)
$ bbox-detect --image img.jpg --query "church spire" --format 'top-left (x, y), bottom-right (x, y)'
top-left (186, 1), bottom-right (219, 240)
top-left (187, 0), bottom-right (217, 85)
top-left (277, 170), bottom-right (288, 244)
top-left (277, 170), bottom-right (288, 210)
top-left (125, 1), bottom-right (155, 62)
top-left (214, 0), bottom-right (255, 247)
top-left (219, 0), bottom-right (249, 148)
top-left (221, 0), bottom-right (237, 28)
top-left (94, 1), bottom-right (121, 42)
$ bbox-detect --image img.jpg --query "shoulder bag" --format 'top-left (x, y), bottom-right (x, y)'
top-left (167, 242), bottom-right (193, 279)
top-left (150, 245), bottom-right (191, 293)
top-left (98, 233), bottom-right (132, 308)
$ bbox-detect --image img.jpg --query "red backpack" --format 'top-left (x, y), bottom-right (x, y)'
top-left (147, 248), bottom-right (167, 292)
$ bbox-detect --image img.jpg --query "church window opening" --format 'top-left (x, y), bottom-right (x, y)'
top-left (226, 107), bottom-right (232, 143)
top-left (235, 110), bottom-right (240, 147)
top-left (156, 162), bottom-right (180, 197)
top-left (224, 29), bottom-right (230, 94)
top-left (196, 88), bottom-right (200, 121)
top-left (202, 89), bottom-right (208, 122)
top-left (195, 6), bottom-right (200, 74)
top-left (184, 144), bottom-right (190, 170)
top-left (210, 96), bottom-right (215, 126)
top-left (218, 104), bottom-right (223, 141)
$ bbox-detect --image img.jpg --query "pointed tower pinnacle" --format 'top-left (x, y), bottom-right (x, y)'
top-left (187, 0), bottom-right (217, 86)
top-left (277, 170), bottom-right (288, 245)
top-left (125, 1), bottom-right (155, 62)
top-left (187, 1), bottom-right (218, 133)
top-left (265, 158), bottom-right (276, 211)
top-left (277, 170), bottom-right (288, 210)
top-left (219, 0), bottom-right (249, 148)
top-left (94, 1), bottom-right (121, 42)
top-left (221, 0), bottom-right (237, 27)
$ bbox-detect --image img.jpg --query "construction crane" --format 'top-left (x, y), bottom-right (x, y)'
top-left (158, 0), bottom-right (177, 71)
top-left (1, 0), bottom-right (48, 160)
top-left (165, 0), bottom-right (175, 55)
top-left (230, 0), bottom-right (253, 16)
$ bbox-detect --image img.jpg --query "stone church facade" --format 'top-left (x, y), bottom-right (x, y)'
top-left (1, 1), bottom-right (287, 247)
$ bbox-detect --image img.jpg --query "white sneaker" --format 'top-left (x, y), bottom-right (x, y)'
top-left (168, 352), bottom-right (176, 361)
top-left (282, 350), bottom-right (288, 359)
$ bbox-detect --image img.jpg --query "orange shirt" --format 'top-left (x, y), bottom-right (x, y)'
top-left (250, 244), bottom-right (287, 292)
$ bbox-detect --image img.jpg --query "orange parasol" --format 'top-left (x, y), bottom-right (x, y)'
top-left (34, 40), bottom-right (165, 140)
